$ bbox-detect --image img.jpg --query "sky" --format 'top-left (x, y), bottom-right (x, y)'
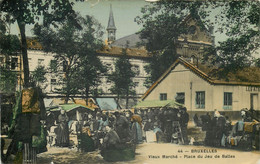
top-left (8, 0), bottom-right (229, 45)
top-left (6, 0), bottom-right (259, 58)
top-left (74, 0), bottom-right (147, 40)
top-left (9, 0), bottom-right (148, 41)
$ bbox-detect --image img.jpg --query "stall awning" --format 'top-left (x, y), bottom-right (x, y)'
top-left (134, 100), bottom-right (183, 109)
top-left (50, 103), bottom-right (94, 112)
top-left (96, 98), bottom-right (119, 111)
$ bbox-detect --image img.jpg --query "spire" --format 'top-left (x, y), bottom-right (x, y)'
top-left (107, 4), bottom-right (116, 31)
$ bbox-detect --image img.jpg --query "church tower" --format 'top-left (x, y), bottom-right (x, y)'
top-left (107, 4), bottom-right (117, 44)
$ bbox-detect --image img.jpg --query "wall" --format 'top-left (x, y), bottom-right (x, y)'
top-left (26, 50), bottom-right (149, 98)
top-left (144, 63), bottom-right (260, 112)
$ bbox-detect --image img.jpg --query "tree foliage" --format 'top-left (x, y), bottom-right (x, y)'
top-left (33, 15), bottom-right (105, 103)
top-left (109, 46), bottom-right (136, 108)
top-left (30, 66), bottom-right (47, 88)
top-left (0, 0), bottom-right (84, 87)
top-left (136, 0), bottom-right (259, 85)
top-left (135, 0), bottom-right (210, 86)
top-left (0, 67), bottom-right (17, 94)
top-left (204, 1), bottom-right (260, 78)
top-left (0, 18), bottom-right (20, 94)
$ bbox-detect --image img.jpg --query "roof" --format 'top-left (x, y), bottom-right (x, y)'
top-left (107, 4), bottom-right (116, 30)
top-left (141, 57), bottom-right (260, 100)
top-left (96, 98), bottom-right (119, 110)
top-left (27, 37), bottom-right (43, 50)
top-left (50, 103), bottom-right (94, 112)
top-left (134, 100), bottom-right (183, 109)
top-left (26, 37), bottom-right (150, 59)
top-left (110, 33), bottom-right (146, 48)
top-left (97, 45), bottom-right (150, 59)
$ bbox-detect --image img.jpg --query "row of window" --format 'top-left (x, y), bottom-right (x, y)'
top-left (0, 57), bottom-right (19, 70)
top-left (160, 92), bottom-right (233, 109)
top-left (104, 62), bottom-right (142, 75)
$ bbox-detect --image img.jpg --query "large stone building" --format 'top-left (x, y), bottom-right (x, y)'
top-left (1, 7), bottom-right (215, 108)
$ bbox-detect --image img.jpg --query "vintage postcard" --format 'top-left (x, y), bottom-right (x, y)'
top-left (1, 0), bottom-right (259, 164)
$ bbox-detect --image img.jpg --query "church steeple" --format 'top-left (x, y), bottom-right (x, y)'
top-left (107, 4), bottom-right (116, 43)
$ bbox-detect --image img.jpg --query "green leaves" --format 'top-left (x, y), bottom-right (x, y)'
top-left (31, 66), bottom-right (47, 87)
top-left (0, 67), bottom-right (17, 94)
top-left (109, 47), bottom-right (136, 98)
top-left (34, 14), bottom-right (105, 100)
top-left (0, 34), bottom-right (20, 56)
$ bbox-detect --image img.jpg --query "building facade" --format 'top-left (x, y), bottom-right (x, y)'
top-left (1, 9), bottom-right (215, 108)
top-left (142, 58), bottom-right (260, 116)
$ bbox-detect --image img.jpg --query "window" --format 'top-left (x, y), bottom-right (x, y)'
top-left (11, 58), bottom-right (18, 69)
top-left (195, 91), bottom-right (205, 109)
top-left (106, 79), bottom-right (111, 85)
top-left (50, 60), bottom-right (57, 71)
top-left (132, 65), bottom-right (140, 75)
top-left (160, 93), bottom-right (167, 101)
top-left (51, 79), bottom-right (57, 85)
top-left (38, 59), bottom-right (44, 66)
top-left (134, 82), bottom-right (139, 87)
top-left (175, 92), bottom-right (185, 104)
top-left (223, 92), bottom-right (232, 109)
top-left (63, 61), bottom-right (68, 72)
top-left (189, 25), bottom-right (197, 34)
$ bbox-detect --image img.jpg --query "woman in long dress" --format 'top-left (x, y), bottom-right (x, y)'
top-left (56, 109), bottom-right (69, 147)
top-left (131, 114), bottom-right (143, 144)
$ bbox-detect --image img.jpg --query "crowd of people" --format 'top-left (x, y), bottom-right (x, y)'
top-left (194, 109), bottom-right (260, 150)
top-left (47, 107), bottom-right (190, 155)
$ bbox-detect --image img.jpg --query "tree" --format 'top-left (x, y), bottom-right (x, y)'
top-left (0, 18), bottom-right (20, 94)
top-left (34, 15), bottom-right (104, 103)
top-left (0, 67), bottom-right (17, 94)
top-left (0, 0), bottom-right (84, 87)
top-left (109, 46), bottom-right (136, 109)
top-left (78, 53), bottom-right (106, 102)
top-left (136, 0), bottom-right (259, 85)
top-left (203, 1), bottom-right (260, 78)
top-left (135, 0), bottom-right (209, 86)
top-left (30, 66), bottom-right (47, 88)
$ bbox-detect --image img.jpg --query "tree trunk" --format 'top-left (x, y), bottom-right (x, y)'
top-left (126, 88), bottom-right (129, 109)
top-left (85, 87), bottom-right (89, 106)
top-left (17, 20), bottom-right (30, 88)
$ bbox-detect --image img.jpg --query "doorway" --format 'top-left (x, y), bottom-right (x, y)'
top-left (250, 93), bottom-right (259, 110)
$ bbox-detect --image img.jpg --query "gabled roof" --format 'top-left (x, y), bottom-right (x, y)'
top-left (141, 57), bottom-right (260, 100)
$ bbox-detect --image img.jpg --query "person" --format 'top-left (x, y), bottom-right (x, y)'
top-left (46, 111), bottom-right (55, 131)
top-left (180, 108), bottom-right (189, 144)
top-left (114, 112), bottom-right (131, 142)
top-left (164, 109), bottom-right (173, 142)
top-left (144, 119), bottom-right (153, 131)
top-left (193, 113), bottom-right (199, 127)
top-left (153, 122), bottom-right (165, 143)
top-left (101, 125), bottom-right (135, 162)
top-left (131, 114), bottom-right (143, 144)
top-left (102, 126), bottom-right (120, 149)
top-left (93, 114), bottom-right (101, 132)
top-left (77, 123), bottom-right (95, 152)
top-left (56, 109), bottom-right (70, 147)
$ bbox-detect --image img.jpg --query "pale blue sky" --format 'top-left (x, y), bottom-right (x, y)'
top-left (9, 0), bottom-right (147, 41)
top-left (7, 0), bottom-right (259, 58)
top-left (8, 0), bottom-right (232, 46)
